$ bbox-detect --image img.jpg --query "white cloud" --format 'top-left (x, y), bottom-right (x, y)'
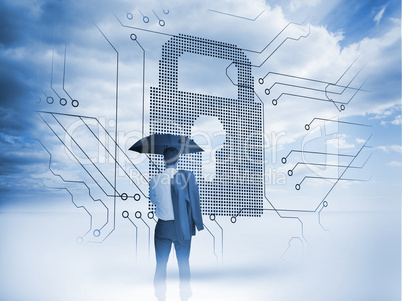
top-left (378, 145), bottom-right (402, 154)
top-left (327, 135), bottom-right (355, 149)
top-left (368, 103), bottom-right (401, 120)
top-left (288, 0), bottom-right (322, 12)
top-left (371, 107), bottom-right (396, 119)
top-left (373, 4), bottom-right (388, 25)
top-left (374, 107), bottom-right (402, 127)
top-left (387, 160), bottom-right (402, 167)
top-left (369, 104), bottom-right (401, 127)
top-left (0, 133), bottom-right (24, 144)
top-left (391, 115), bottom-right (401, 125)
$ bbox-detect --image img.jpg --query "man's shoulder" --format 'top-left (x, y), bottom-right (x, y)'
top-left (177, 169), bottom-right (192, 175)
top-left (150, 174), bottom-right (159, 182)
top-left (177, 170), bottom-right (195, 178)
top-left (175, 170), bottom-right (198, 187)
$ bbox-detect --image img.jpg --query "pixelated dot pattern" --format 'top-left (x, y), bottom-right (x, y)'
top-left (149, 34), bottom-right (263, 217)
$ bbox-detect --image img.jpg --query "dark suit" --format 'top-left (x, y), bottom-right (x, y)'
top-left (154, 170), bottom-right (203, 301)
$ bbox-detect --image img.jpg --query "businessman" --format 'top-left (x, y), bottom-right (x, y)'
top-left (150, 147), bottom-right (204, 301)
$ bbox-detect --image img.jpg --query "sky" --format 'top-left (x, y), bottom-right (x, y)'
top-left (0, 0), bottom-right (401, 300)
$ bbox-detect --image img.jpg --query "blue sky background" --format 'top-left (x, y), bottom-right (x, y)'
top-left (0, 0), bottom-right (401, 300)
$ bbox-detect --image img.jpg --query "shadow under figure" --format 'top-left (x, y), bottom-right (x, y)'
top-left (150, 147), bottom-right (204, 301)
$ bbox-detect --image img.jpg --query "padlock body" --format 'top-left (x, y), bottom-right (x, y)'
top-left (149, 89), bottom-right (263, 217)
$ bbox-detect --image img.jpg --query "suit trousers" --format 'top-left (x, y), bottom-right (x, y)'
top-left (154, 219), bottom-right (192, 301)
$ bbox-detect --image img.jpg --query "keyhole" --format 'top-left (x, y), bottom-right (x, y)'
top-left (192, 115), bottom-right (226, 182)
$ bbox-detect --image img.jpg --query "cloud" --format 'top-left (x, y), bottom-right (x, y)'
top-left (390, 115), bottom-right (401, 125)
top-left (377, 145), bottom-right (402, 154)
top-left (386, 160), bottom-right (402, 167)
top-left (373, 4), bottom-right (388, 25)
top-left (370, 104), bottom-right (399, 120)
top-left (381, 114), bottom-right (402, 126)
top-left (0, 138), bottom-right (48, 177)
top-left (327, 137), bottom-right (355, 149)
top-left (0, 0), bottom-right (400, 210)
top-left (0, 132), bottom-right (24, 144)
top-left (370, 104), bottom-right (402, 126)
top-left (288, 0), bottom-right (322, 12)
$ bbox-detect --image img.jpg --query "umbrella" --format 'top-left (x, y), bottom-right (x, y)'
top-left (129, 133), bottom-right (204, 154)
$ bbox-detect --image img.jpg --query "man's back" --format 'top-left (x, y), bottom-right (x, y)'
top-left (152, 147), bottom-right (204, 301)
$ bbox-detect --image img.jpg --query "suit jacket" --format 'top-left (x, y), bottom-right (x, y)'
top-left (170, 170), bottom-right (204, 242)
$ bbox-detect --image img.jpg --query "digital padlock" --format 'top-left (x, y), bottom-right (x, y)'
top-left (149, 34), bottom-right (263, 217)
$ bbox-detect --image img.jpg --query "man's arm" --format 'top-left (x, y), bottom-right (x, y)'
top-left (188, 172), bottom-right (204, 231)
top-left (149, 177), bottom-right (157, 206)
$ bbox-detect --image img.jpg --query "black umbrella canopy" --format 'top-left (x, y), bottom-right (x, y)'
top-left (129, 133), bottom-right (204, 155)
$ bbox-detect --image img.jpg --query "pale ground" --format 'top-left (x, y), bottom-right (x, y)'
top-left (0, 203), bottom-right (400, 301)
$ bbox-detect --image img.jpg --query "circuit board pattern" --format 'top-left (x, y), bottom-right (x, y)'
top-left (35, 9), bottom-right (372, 258)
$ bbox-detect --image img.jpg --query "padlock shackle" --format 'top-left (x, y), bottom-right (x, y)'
top-left (158, 34), bottom-right (254, 101)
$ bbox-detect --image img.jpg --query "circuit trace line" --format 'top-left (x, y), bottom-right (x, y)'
top-left (207, 8), bottom-right (265, 21)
